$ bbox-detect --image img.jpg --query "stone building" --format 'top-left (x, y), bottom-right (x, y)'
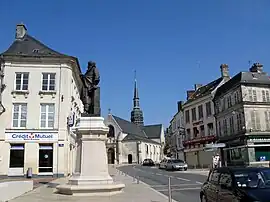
top-left (0, 24), bottom-right (83, 177)
top-left (214, 63), bottom-right (270, 166)
top-left (182, 64), bottom-right (230, 168)
top-left (168, 101), bottom-right (185, 159)
top-left (104, 74), bottom-right (165, 164)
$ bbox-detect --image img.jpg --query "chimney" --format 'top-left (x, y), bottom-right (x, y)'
top-left (194, 84), bottom-right (203, 91)
top-left (177, 101), bottom-right (184, 112)
top-left (220, 64), bottom-right (229, 78)
top-left (16, 23), bottom-right (27, 39)
top-left (186, 90), bottom-right (195, 100)
top-left (249, 63), bottom-right (263, 73)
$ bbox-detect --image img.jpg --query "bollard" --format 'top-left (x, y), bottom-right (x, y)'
top-left (137, 176), bottom-right (139, 184)
top-left (168, 177), bottom-right (172, 202)
top-left (133, 175), bottom-right (136, 182)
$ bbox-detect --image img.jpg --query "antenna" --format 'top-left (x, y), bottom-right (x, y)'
top-left (134, 70), bottom-right (137, 81)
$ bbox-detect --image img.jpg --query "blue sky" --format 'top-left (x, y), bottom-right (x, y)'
top-left (1, 0), bottom-right (270, 127)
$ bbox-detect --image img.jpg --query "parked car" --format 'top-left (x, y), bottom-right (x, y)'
top-left (159, 158), bottom-right (168, 169)
top-left (142, 158), bottom-right (155, 166)
top-left (165, 159), bottom-right (188, 171)
top-left (200, 167), bottom-right (270, 202)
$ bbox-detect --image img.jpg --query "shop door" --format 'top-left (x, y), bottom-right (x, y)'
top-left (8, 144), bottom-right (25, 176)
top-left (39, 144), bottom-right (53, 174)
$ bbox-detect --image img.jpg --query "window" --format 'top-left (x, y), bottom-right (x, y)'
top-left (185, 110), bottom-right (190, 123)
top-left (253, 90), bottom-right (257, 102)
top-left (265, 111), bottom-right (270, 130)
top-left (9, 144), bottom-right (25, 168)
top-left (191, 108), bottom-right (196, 121)
top-left (266, 91), bottom-right (270, 102)
top-left (198, 105), bottom-right (203, 119)
top-left (223, 119), bottom-right (228, 136)
top-left (248, 89), bottom-right (253, 101)
top-left (15, 73), bottom-right (29, 91)
top-left (12, 103), bottom-right (27, 127)
top-left (39, 144), bottom-right (53, 173)
top-left (218, 121), bottom-right (222, 136)
top-left (40, 104), bottom-right (55, 128)
top-left (210, 170), bottom-right (220, 185)
top-left (219, 173), bottom-right (232, 189)
top-left (234, 92), bottom-right (240, 104)
top-left (251, 111), bottom-right (261, 130)
top-left (229, 116), bottom-right (234, 135)
top-left (42, 73), bottom-right (56, 91)
top-left (206, 102), bottom-right (212, 116)
top-left (236, 113), bottom-right (242, 132)
top-left (262, 90), bottom-right (266, 102)
top-left (227, 96), bottom-right (232, 108)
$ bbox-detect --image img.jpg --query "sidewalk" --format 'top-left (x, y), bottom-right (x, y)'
top-left (10, 166), bottom-right (174, 202)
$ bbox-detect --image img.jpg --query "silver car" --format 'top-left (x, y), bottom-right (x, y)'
top-left (166, 159), bottom-right (188, 171)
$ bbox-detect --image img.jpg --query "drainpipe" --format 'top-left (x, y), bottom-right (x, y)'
top-left (0, 56), bottom-right (6, 115)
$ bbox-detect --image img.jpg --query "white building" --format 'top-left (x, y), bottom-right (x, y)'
top-left (182, 64), bottom-right (230, 168)
top-left (0, 24), bottom-right (83, 177)
top-left (214, 63), bottom-right (270, 166)
top-left (0, 56), bottom-right (5, 115)
top-left (105, 113), bottom-right (165, 164)
top-left (168, 101), bottom-right (185, 159)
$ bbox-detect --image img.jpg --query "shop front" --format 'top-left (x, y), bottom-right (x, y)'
top-left (4, 131), bottom-right (60, 177)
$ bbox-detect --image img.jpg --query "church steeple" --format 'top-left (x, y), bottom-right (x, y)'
top-left (131, 70), bottom-right (144, 126)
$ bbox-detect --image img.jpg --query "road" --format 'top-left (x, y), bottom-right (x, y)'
top-left (118, 165), bottom-right (209, 202)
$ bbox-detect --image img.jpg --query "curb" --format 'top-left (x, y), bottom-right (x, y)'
top-left (116, 168), bottom-right (179, 202)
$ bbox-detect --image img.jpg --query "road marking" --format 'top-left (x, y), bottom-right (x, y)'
top-left (176, 177), bottom-right (190, 182)
top-left (156, 187), bottom-right (202, 191)
top-left (151, 183), bottom-right (200, 188)
top-left (156, 173), bottom-right (162, 175)
top-left (196, 181), bottom-right (203, 184)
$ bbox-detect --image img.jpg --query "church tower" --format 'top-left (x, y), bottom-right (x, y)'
top-left (130, 71), bottom-right (144, 126)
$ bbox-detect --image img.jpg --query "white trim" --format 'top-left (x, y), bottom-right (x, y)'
top-left (38, 172), bottom-right (53, 176)
top-left (14, 72), bottom-right (29, 91)
top-left (41, 73), bottom-right (56, 91)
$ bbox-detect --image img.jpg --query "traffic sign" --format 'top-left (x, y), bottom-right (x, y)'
top-left (205, 143), bottom-right (226, 148)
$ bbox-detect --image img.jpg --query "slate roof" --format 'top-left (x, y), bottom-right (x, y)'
top-left (2, 34), bottom-right (71, 58)
top-left (112, 115), bottom-right (160, 144)
top-left (214, 71), bottom-right (270, 99)
top-left (142, 124), bottom-right (162, 139)
top-left (184, 77), bottom-right (223, 105)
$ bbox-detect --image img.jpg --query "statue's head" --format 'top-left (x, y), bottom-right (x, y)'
top-left (88, 61), bottom-right (96, 69)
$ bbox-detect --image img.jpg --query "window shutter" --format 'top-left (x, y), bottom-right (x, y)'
top-left (255, 111), bottom-right (261, 130)
top-left (250, 111), bottom-right (256, 130)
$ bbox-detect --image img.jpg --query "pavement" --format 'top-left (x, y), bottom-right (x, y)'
top-left (118, 165), bottom-right (209, 202)
top-left (9, 165), bottom-right (175, 202)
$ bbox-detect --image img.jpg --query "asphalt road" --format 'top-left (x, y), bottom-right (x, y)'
top-left (118, 165), bottom-right (209, 202)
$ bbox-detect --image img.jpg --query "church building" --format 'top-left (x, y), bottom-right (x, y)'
top-left (105, 74), bottom-right (165, 164)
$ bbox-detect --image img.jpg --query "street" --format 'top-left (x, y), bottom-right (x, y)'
top-left (118, 165), bottom-right (209, 202)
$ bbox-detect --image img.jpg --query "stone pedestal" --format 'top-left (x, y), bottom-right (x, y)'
top-left (56, 116), bottom-right (125, 196)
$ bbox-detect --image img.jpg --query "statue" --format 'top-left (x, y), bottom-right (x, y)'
top-left (80, 61), bottom-right (101, 116)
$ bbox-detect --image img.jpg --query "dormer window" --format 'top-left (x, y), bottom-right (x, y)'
top-left (33, 49), bottom-right (39, 53)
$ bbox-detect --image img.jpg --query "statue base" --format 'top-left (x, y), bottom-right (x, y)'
top-left (56, 117), bottom-right (125, 196)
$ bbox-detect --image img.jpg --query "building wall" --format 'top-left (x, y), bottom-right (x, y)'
top-left (0, 61), bottom-right (83, 177)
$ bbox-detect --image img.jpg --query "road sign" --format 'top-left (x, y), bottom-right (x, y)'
top-left (205, 143), bottom-right (226, 148)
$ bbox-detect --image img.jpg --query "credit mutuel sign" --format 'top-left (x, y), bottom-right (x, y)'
top-left (5, 132), bottom-right (58, 142)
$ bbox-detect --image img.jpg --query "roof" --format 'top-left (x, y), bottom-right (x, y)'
top-left (142, 124), bottom-right (162, 139)
top-left (214, 71), bottom-right (270, 99)
top-left (112, 115), bottom-right (147, 138)
top-left (122, 134), bottom-right (159, 144)
top-left (184, 77), bottom-right (223, 105)
top-left (2, 34), bottom-right (71, 58)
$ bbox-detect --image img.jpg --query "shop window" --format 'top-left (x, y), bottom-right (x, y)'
top-left (9, 144), bottom-right (25, 168)
top-left (39, 144), bottom-right (53, 173)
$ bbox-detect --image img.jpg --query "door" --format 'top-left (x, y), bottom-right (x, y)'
top-left (128, 154), bottom-right (132, 164)
top-left (39, 144), bottom-right (53, 174)
top-left (107, 148), bottom-right (115, 164)
top-left (206, 169), bottom-right (220, 202)
top-left (8, 144), bottom-right (25, 176)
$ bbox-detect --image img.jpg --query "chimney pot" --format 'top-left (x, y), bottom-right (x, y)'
top-left (220, 64), bottom-right (229, 78)
top-left (186, 90), bottom-right (195, 100)
top-left (194, 84), bottom-right (203, 91)
top-left (16, 23), bottom-right (27, 39)
top-left (177, 101), bottom-right (184, 112)
top-left (249, 63), bottom-right (263, 73)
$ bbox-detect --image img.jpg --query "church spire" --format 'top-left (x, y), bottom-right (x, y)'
top-left (131, 70), bottom-right (144, 126)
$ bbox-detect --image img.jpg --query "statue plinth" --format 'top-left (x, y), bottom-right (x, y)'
top-left (56, 116), bottom-right (125, 196)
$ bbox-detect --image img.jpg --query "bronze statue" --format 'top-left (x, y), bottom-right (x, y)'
top-left (80, 61), bottom-right (100, 116)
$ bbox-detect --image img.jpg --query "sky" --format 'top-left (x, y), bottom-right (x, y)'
top-left (1, 0), bottom-right (270, 127)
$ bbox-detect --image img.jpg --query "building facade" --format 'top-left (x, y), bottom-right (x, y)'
top-left (182, 64), bottom-right (230, 168)
top-left (0, 24), bottom-right (83, 177)
top-left (214, 63), bottom-right (270, 166)
top-left (168, 101), bottom-right (185, 159)
top-left (0, 56), bottom-right (5, 116)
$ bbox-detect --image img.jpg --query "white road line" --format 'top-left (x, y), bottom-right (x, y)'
top-left (151, 184), bottom-right (200, 188)
top-left (156, 173), bottom-right (162, 175)
top-left (196, 181), bottom-right (203, 184)
top-left (156, 187), bottom-right (202, 191)
top-left (176, 177), bottom-right (191, 182)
